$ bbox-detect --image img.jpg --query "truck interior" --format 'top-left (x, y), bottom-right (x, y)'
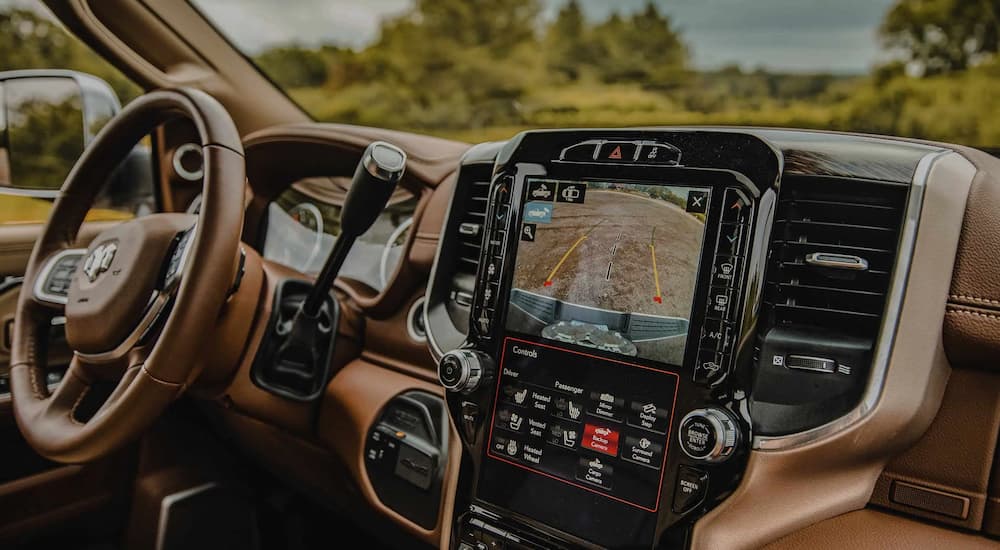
top-left (0, 1), bottom-right (999, 549)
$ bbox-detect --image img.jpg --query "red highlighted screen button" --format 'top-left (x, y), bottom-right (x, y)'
top-left (582, 423), bottom-right (620, 456)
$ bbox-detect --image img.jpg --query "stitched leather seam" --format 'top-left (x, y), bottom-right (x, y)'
top-left (24, 365), bottom-right (44, 400)
top-left (946, 307), bottom-right (1000, 321)
top-left (68, 385), bottom-right (90, 426)
top-left (951, 294), bottom-right (1000, 306)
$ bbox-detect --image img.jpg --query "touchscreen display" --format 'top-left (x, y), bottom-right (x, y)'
top-left (506, 179), bottom-right (711, 365)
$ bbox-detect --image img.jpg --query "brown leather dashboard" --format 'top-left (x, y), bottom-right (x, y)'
top-left (187, 122), bottom-right (1000, 549)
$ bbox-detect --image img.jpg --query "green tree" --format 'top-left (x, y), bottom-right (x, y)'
top-left (880, 0), bottom-right (1000, 75)
top-left (254, 45), bottom-right (329, 88)
top-left (343, 0), bottom-right (544, 129)
top-left (0, 8), bottom-right (141, 102)
top-left (545, 0), bottom-right (590, 80)
top-left (591, 3), bottom-right (688, 89)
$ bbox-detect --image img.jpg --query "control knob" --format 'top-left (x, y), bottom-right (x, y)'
top-left (678, 407), bottom-right (741, 463)
top-left (438, 350), bottom-right (493, 393)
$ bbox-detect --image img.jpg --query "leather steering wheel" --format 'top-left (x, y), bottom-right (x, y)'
top-left (10, 88), bottom-right (245, 463)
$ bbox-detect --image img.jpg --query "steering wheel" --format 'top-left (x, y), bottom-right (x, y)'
top-left (9, 89), bottom-right (245, 463)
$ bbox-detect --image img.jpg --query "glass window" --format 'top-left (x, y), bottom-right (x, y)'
top-left (192, 0), bottom-right (1000, 151)
top-left (264, 178), bottom-right (418, 291)
top-left (0, 1), bottom-right (151, 224)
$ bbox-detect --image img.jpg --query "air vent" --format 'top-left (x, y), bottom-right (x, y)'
top-left (454, 164), bottom-right (492, 275)
top-left (763, 175), bottom-right (909, 338)
top-left (752, 175), bottom-right (910, 436)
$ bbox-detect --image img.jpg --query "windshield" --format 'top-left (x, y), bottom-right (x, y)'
top-left (192, 0), bottom-right (1000, 150)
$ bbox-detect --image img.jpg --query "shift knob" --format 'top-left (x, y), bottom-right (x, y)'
top-left (341, 141), bottom-right (407, 237)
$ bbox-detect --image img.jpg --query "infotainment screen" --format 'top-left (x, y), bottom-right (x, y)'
top-left (506, 179), bottom-right (712, 366)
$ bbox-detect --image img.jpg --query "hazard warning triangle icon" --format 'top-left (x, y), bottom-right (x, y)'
top-left (608, 146), bottom-right (623, 160)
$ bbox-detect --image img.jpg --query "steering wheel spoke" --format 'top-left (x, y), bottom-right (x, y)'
top-left (30, 248), bottom-right (88, 310)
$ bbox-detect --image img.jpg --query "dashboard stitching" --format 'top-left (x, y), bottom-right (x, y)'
top-left (946, 307), bottom-right (1000, 320)
top-left (950, 295), bottom-right (1000, 307)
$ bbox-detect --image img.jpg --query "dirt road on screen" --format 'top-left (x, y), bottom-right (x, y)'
top-left (512, 189), bottom-right (705, 319)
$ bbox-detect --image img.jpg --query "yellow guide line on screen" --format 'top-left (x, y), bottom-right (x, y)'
top-left (545, 234), bottom-right (588, 285)
top-left (651, 243), bottom-right (662, 300)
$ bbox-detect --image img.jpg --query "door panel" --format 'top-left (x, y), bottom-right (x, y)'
top-left (0, 220), bottom-right (132, 547)
top-left (0, 220), bottom-right (118, 277)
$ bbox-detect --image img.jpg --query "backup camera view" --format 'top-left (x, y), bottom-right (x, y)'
top-left (507, 179), bottom-right (709, 365)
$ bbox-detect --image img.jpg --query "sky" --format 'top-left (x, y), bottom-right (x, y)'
top-left (2, 0), bottom-right (898, 74)
top-left (188, 0), bottom-right (898, 74)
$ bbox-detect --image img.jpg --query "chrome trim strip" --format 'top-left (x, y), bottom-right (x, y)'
top-left (32, 248), bottom-right (87, 305)
top-left (406, 296), bottom-right (428, 343)
top-left (805, 252), bottom-right (869, 271)
top-left (363, 141), bottom-right (407, 181)
top-left (424, 159), bottom-right (497, 363)
top-left (0, 187), bottom-right (60, 199)
top-left (753, 149), bottom-right (950, 450)
top-left (155, 482), bottom-right (220, 550)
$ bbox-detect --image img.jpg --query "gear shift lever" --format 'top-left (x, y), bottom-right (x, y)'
top-left (301, 141), bottom-right (406, 317)
top-left (253, 141), bottom-right (406, 401)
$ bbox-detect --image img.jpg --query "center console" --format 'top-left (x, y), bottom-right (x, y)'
top-left (438, 130), bottom-right (782, 549)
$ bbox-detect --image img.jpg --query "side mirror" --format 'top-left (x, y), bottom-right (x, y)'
top-left (0, 70), bottom-right (121, 198)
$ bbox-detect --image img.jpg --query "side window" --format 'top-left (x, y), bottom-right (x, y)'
top-left (0, 4), bottom-right (152, 224)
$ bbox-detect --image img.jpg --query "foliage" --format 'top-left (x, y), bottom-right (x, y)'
top-left (254, 45), bottom-right (329, 88)
top-left (7, 96), bottom-right (84, 189)
top-left (4, 0), bottom-right (1000, 153)
top-left (880, 0), bottom-right (1000, 75)
top-left (0, 8), bottom-right (141, 102)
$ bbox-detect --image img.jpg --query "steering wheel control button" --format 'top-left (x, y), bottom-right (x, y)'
top-left (598, 141), bottom-right (638, 162)
top-left (576, 455), bottom-right (614, 490)
top-left (438, 350), bottom-right (492, 393)
top-left (672, 465), bottom-right (710, 514)
top-left (621, 434), bottom-right (665, 469)
top-left (679, 408), bottom-right (741, 463)
top-left (626, 400), bottom-right (670, 434)
top-left (560, 142), bottom-right (598, 162)
top-left (587, 390), bottom-right (625, 422)
top-left (581, 423), bottom-right (620, 456)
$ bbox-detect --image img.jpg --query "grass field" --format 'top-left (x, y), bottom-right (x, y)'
top-left (0, 195), bottom-right (132, 225)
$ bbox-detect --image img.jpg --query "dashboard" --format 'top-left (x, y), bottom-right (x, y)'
top-left (417, 127), bottom-right (985, 549)
top-left (207, 121), bottom-right (997, 550)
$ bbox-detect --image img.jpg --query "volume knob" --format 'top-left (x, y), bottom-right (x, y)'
top-left (678, 407), bottom-right (741, 463)
top-left (438, 350), bottom-right (493, 393)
